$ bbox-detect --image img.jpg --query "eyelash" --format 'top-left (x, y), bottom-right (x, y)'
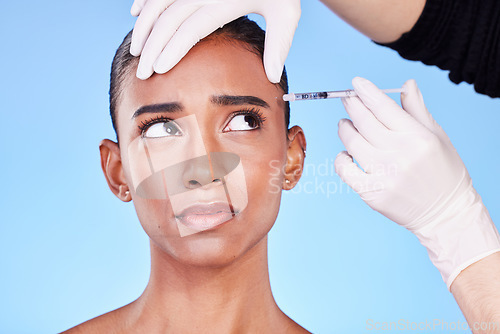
top-left (226, 108), bottom-right (267, 130)
top-left (137, 107), bottom-right (267, 136)
top-left (137, 115), bottom-right (173, 135)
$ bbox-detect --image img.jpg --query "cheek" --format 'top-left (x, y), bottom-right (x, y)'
top-left (132, 197), bottom-right (199, 260)
top-left (131, 197), bottom-right (177, 238)
top-left (240, 142), bottom-right (287, 231)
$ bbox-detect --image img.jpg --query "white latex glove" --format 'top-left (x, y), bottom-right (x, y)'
top-left (335, 77), bottom-right (500, 289)
top-left (129, 0), bottom-right (301, 82)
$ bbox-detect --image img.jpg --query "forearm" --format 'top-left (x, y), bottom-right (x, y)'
top-left (451, 252), bottom-right (500, 334)
top-left (318, 0), bottom-right (426, 43)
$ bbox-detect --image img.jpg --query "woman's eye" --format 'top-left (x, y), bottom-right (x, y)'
top-left (144, 121), bottom-right (182, 138)
top-left (224, 114), bottom-right (260, 132)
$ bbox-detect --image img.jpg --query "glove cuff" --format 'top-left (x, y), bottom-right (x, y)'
top-left (413, 184), bottom-right (500, 291)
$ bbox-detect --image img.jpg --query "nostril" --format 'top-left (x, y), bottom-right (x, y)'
top-left (188, 180), bottom-right (201, 187)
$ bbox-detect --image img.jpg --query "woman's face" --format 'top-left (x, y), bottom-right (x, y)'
top-left (109, 38), bottom-right (305, 267)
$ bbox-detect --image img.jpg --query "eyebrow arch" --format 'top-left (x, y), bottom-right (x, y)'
top-left (210, 95), bottom-right (270, 108)
top-left (131, 102), bottom-right (183, 119)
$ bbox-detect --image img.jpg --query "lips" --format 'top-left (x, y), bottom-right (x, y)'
top-left (175, 202), bottom-right (236, 231)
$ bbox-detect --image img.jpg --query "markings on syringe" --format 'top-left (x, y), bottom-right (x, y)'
top-left (300, 92), bottom-right (328, 99)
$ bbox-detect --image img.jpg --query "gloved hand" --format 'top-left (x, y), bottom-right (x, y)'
top-left (129, 0), bottom-right (301, 82)
top-left (335, 77), bottom-right (500, 289)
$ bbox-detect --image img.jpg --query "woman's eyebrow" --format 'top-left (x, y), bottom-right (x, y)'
top-left (131, 102), bottom-right (184, 119)
top-left (210, 95), bottom-right (270, 108)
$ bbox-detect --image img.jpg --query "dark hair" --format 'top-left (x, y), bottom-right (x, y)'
top-left (109, 16), bottom-right (290, 139)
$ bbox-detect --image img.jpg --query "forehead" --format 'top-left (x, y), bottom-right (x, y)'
top-left (116, 39), bottom-right (284, 131)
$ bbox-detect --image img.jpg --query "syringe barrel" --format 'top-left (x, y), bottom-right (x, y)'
top-left (294, 92), bottom-right (328, 100)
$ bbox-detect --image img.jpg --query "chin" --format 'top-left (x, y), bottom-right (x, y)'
top-left (154, 231), bottom-right (248, 268)
top-left (182, 241), bottom-right (242, 268)
top-left (154, 216), bottom-right (270, 269)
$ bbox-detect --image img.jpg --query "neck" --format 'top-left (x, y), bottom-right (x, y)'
top-left (128, 236), bottom-right (291, 333)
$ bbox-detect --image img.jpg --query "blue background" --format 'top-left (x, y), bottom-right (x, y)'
top-left (1, 1), bottom-right (499, 333)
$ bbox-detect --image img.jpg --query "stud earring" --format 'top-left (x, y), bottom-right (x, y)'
top-left (285, 179), bottom-right (291, 184)
top-left (125, 190), bottom-right (130, 196)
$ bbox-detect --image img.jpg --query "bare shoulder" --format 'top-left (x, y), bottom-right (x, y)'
top-left (282, 313), bottom-right (312, 334)
top-left (290, 321), bottom-right (312, 334)
top-left (59, 303), bottom-right (133, 334)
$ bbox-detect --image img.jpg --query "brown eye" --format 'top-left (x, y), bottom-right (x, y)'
top-left (224, 114), bottom-right (260, 132)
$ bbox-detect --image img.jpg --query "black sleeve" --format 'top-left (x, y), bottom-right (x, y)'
top-left (376, 0), bottom-right (500, 98)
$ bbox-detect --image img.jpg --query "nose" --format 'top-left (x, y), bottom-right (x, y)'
top-left (182, 152), bottom-right (241, 190)
top-left (183, 155), bottom-right (220, 190)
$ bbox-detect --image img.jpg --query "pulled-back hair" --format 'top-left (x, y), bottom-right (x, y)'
top-left (109, 16), bottom-right (290, 139)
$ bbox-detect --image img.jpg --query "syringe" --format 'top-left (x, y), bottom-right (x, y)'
top-left (283, 88), bottom-right (406, 102)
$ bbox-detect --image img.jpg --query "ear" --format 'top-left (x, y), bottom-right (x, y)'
top-left (99, 139), bottom-right (131, 202)
top-left (283, 126), bottom-right (306, 190)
